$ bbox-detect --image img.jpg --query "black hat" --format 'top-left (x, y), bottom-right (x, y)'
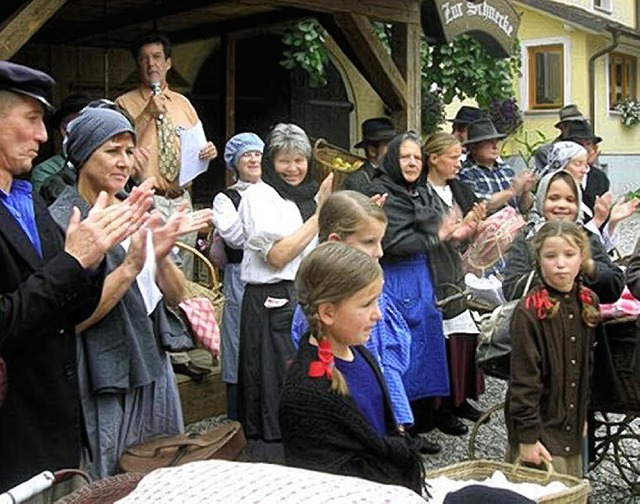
top-left (449, 106), bottom-right (485, 125)
top-left (0, 61), bottom-right (54, 112)
top-left (354, 117), bottom-right (397, 149)
top-left (51, 92), bottom-right (93, 131)
top-left (463, 117), bottom-right (506, 145)
top-left (554, 104), bottom-right (587, 128)
top-left (563, 121), bottom-right (602, 144)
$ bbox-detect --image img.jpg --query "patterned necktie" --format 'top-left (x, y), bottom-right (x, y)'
top-left (157, 114), bottom-right (179, 182)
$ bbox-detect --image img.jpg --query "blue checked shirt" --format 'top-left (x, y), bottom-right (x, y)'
top-left (458, 158), bottom-right (518, 210)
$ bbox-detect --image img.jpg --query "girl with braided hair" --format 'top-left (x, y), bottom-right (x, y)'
top-left (505, 220), bottom-right (605, 477)
top-left (279, 242), bottom-right (425, 494)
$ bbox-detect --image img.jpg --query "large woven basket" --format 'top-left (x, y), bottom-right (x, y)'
top-left (175, 241), bottom-right (225, 323)
top-left (425, 459), bottom-right (590, 503)
top-left (313, 138), bottom-right (366, 190)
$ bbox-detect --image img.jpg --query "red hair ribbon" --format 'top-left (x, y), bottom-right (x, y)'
top-left (579, 286), bottom-right (593, 306)
top-left (308, 339), bottom-right (334, 379)
top-left (525, 288), bottom-right (556, 320)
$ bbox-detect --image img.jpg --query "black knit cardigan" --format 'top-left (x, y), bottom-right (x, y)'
top-left (279, 334), bottom-right (424, 494)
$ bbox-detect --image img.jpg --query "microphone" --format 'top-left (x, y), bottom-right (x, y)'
top-left (150, 81), bottom-right (161, 95)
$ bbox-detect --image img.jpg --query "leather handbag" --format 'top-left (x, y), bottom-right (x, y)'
top-left (119, 421), bottom-right (246, 473)
top-left (476, 271), bottom-right (535, 379)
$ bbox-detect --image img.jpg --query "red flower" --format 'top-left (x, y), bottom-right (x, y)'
top-left (525, 288), bottom-right (556, 319)
top-left (308, 339), bottom-right (334, 379)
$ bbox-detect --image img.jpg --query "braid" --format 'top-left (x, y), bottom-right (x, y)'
top-left (577, 277), bottom-right (600, 327)
top-left (314, 331), bottom-right (350, 396)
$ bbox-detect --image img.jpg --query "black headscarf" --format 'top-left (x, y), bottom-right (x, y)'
top-left (261, 129), bottom-right (319, 221)
top-left (370, 133), bottom-right (441, 258)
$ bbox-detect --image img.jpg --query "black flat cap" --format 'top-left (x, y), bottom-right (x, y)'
top-left (0, 61), bottom-right (54, 112)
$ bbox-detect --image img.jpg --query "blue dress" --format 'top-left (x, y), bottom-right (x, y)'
top-left (291, 290), bottom-right (414, 426)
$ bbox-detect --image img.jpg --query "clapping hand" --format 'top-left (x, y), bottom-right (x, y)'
top-left (370, 193), bottom-right (388, 207)
top-left (316, 172), bottom-right (334, 208)
top-left (593, 192), bottom-right (613, 228)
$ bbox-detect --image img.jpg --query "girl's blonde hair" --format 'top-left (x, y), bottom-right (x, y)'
top-left (423, 131), bottom-right (461, 164)
top-left (295, 242), bottom-right (383, 395)
top-left (318, 190), bottom-right (387, 243)
top-left (531, 220), bottom-right (600, 326)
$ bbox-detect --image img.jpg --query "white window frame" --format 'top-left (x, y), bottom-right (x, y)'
top-left (520, 37), bottom-right (571, 112)
top-left (593, 0), bottom-right (613, 13)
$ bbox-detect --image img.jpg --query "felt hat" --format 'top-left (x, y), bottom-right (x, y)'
top-left (563, 121), bottom-right (602, 144)
top-left (354, 117), bottom-right (397, 149)
top-left (463, 117), bottom-right (506, 145)
top-left (449, 105), bottom-right (485, 125)
top-left (554, 104), bottom-right (587, 128)
top-left (0, 61), bottom-right (54, 112)
top-left (51, 92), bottom-right (93, 131)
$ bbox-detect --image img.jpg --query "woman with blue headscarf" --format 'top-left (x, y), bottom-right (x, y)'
top-left (48, 105), bottom-right (213, 478)
top-left (212, 132), bottom-right (264, 420)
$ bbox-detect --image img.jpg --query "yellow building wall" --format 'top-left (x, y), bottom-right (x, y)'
top-left (534, 0), bottom-right (635, 28)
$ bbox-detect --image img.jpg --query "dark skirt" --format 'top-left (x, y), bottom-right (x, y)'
top-left (237, 281), bottom-right (296, 441)
top-left (446, 333), bottom-right (485, 407)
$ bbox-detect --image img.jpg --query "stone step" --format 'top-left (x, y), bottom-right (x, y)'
top-left (175, 349), bottom-right (227, 425)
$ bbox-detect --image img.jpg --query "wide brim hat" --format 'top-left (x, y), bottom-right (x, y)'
top-left (0, 61), bottom-right (54, 112)
top-left (354, 117), bottom-right (397, 148)
top-left (448, 105), bottom-right (485, 125)
top-left (563, 121), bottom-right (602, 144)
top-left (554, 104), bottom-right (587, 128)
top-left (463, 117), bottom-right (506, 145)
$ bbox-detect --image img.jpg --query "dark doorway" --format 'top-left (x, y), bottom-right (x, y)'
top-left (189, 33), bottom-right (352, 206)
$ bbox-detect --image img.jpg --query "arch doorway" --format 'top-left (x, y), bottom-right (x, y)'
top-left (190, 33), bottom-right (352, 205)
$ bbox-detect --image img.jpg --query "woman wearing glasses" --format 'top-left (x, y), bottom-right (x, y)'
top-left (368, 132), bottom-right (451, 449)
top-left (48, 106), bottom-right (212, 478)
top-left (212, 132), bottom-right (264, 421)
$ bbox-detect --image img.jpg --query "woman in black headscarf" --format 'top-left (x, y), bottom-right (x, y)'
top-left (369, 132), bottom-right (452, 444)
top-left (237, 123), bottom-right (332, 461)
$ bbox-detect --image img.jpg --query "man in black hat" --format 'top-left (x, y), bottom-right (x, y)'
top-left (532, 104), bottom-right (587, 173)
top-left (450, 105), bottom-right (485, 145)
top-left (30, 92), bottom-right (92, 193)
top-left (344, 116), bottom-right (396, 194)
top-left (0, 61), bottom-right (152, 493)
top-left (563, 121), bottom-right (610, 216)
top-left (459, 117), bottom-right (536, 213)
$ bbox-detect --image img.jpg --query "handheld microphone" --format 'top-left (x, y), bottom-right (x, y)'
top-left (150, 81), bottom-right (161, 95)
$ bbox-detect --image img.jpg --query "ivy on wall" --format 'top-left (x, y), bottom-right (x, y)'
top-left (280, 19), bottom-right (522, 135)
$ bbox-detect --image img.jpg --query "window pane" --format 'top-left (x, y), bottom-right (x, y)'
top-left (534, 51), bottom-right (562, 106)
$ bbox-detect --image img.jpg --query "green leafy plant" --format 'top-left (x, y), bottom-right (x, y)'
top-left (509, 129), bottom-right (549, 167)
top-left (613, 98), bottom-right (640, 127)
top-left (280, 19), bottom-right (329, 88)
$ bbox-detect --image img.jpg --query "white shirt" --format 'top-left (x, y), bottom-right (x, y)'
top-left (239, 181), bottom-right (316, 284)
top-left (211, 180), bottom-right (252, 250)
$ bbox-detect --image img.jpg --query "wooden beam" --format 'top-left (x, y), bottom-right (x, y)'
top-left (391, 23), bottom-right (422, 132)
top-left (223, 33), bottom-right (236, 186)
top-left (250, 0), bottom-right (420, 25)
top-left (328, 13), bottom-right (406, 111)
top-left (0, 0), bottom-right (68, 59)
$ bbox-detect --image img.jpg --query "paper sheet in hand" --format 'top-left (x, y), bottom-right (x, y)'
top-left (178, 120), bottom-right (209, 186)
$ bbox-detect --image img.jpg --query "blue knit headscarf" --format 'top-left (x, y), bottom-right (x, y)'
top-left (64, 107), bottom-right (136, 169)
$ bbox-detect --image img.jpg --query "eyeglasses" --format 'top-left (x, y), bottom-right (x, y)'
top-left (240, 151), bottom-right (262, 159)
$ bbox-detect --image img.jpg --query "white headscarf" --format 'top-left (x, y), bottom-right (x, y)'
top-left (539, 141), bottom-right (587, 179)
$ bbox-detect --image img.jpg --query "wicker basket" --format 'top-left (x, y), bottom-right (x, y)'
top-left (313, 138), bottom-right (366, 190)
top-left (175, 241), bottom-right (225, 324)
top-left (425, 459), bottom-right (590, 503)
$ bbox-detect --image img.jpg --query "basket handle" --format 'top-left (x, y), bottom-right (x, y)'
top-left (174, 241), bottom-right (220, 290)
top-left (513, 456), bottom-right (555, 481)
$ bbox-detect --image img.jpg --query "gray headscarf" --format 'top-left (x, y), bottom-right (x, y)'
top-left (64, 107), bottom-right (136, 169)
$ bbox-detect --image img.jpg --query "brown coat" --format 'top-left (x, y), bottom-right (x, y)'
top-left (505, 284), bottom-right (596, 456)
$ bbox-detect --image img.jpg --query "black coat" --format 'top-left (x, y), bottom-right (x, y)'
top-left (0, 193), bottom-right (102, 491)
top-left (279, 335), bottom-right (424, 494)
top-left (343, 160), bottom-right (377, 194)
top-left (582, 166), bottom-right (610, 214)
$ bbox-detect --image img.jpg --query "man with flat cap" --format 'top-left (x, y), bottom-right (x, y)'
top-left (532, 104), bottom-right (587, 173)
top-left (344, 116), bottom-right (396, 194)
top-left (0, 61), bottom-right (151, 495)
